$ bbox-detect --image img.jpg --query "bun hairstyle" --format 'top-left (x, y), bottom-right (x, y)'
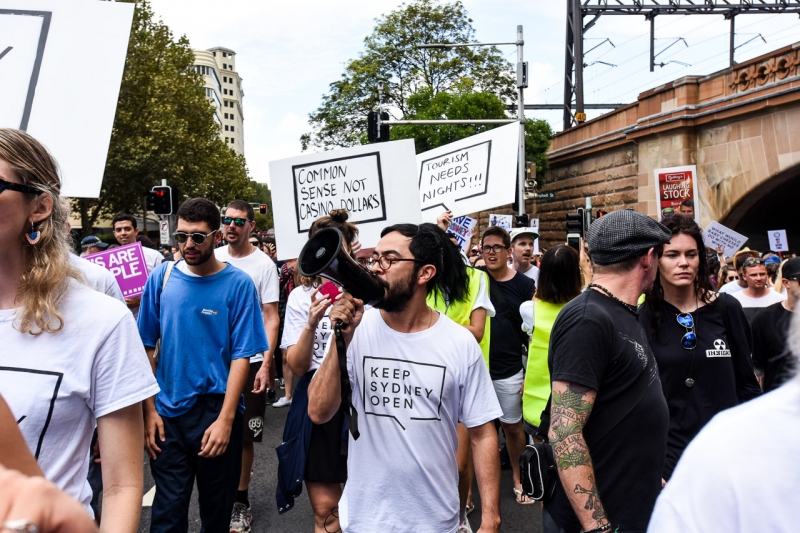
top-left (301, 209), bottom-right (360, 288)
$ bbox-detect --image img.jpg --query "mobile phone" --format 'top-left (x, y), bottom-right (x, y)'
top-left (567, 233), bottom-right (581, 252)
top-left (318, 281), bottom-right (340, 300)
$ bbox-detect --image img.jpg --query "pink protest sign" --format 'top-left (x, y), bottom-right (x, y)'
top-left (84, 242), bottom-right (149, 298)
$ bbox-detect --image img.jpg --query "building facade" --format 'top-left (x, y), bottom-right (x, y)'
top-left (192, 46), bottom-right (245, 155)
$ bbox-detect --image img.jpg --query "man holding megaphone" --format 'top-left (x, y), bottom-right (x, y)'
top-left (307, 222), bottom-right (503, 533)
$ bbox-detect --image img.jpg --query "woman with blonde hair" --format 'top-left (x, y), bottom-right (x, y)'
top-left (0, 129), bottom-right (159, 532)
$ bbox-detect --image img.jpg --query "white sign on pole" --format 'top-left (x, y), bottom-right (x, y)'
top-left (530, 218), bottom-right (540, 255)
top-left (269, 140), bottom-right (420, 260)
top-left (768, 229), bottom-right (789, 252)
top-left (417, 122), bottom-right (519, 223)
top-left (159, 220), bottom-right (169, 246)
top-left (703, 221), bottom-right (748, 259)
top-left (489, 214), bottom-right (512, 230)
top-left (0, 0), bottom-right (134, 198)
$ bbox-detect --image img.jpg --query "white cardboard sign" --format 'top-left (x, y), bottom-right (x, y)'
top-left (0, 0), bottom-right (134, 198)
top-left (703, 221), bottom-right (748, 259)
top-left (768, 230), bottom-right (789, 252)
top-left (269, 140), bottom-right (420, 260)
top-left (489, 214), bottom-right (512, 230)
top-left (417, 122), bottom-right (519, 223)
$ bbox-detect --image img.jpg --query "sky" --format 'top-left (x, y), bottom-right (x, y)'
top-left (147, 0), bottom-right (800, 187)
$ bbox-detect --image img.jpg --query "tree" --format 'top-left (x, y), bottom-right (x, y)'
top-left (74, 0), bottom-right (253, 235)
top-left (525, 118), bottom-right (555, 177)
top-left (250, 182), bottom-right (274, 230)
top-left (301, 0), bottom-right (516, 150)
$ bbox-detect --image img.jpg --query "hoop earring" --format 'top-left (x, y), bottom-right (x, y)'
top-left (26, 221), bottom-right (41, 245)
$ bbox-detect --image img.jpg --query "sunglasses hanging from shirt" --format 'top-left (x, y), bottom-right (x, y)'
top-left (676, 296), bottom-right (699, 388)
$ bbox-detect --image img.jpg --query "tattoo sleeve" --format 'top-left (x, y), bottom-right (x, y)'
top-left (549, 380), bottom-right (609, 529)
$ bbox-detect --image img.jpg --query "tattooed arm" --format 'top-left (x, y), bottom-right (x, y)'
top-left (549, 380), bottom-right (609, 531)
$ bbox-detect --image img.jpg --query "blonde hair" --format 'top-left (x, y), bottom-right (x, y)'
top-left (0, 129), bottom-right (80, 334)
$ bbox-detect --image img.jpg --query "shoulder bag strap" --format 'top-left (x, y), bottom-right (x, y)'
top-left (153, 260), bottom-right (177, 361)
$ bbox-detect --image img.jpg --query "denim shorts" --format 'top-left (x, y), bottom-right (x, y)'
top-left (492, 369), bottom-right (524, 424)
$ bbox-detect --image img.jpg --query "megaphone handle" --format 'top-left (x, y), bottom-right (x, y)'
top-left (334, 321), bottom-right (360, 440)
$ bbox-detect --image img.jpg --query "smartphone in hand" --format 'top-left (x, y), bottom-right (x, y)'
top-left (318, 281), bottom-right (340, 300)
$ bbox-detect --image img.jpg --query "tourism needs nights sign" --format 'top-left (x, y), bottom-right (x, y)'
top-left (417, 122), bottom-right (519, 224)
top-left (269, 140), bottom-right (420, 260)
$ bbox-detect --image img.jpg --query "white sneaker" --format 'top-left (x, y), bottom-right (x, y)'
top-left (457, 517), bottom-right (473, 533)
top-left (229, 502), bottom-right (252, 533)
top-left (272, 397), bottom-right (292, 408)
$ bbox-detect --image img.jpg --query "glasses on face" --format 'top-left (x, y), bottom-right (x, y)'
top-left (481, 244), bottom-right (508, 254)
top-left (0, 177), bottom-right (43, 196)
top-left (173, 230), bottom-right (216, 245)
top-left (248, 240), bottom-right (259, 246)
top-left (222, 216), bottom-right (249, 227)
top-left (726, 275), bottom-right (739, 282)
top-left (368, 255), bottom-right (424, 270)
top-left (677, 313), bottom-right (697, 350)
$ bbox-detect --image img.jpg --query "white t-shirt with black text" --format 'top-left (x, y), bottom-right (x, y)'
top-left (0, 281), bottom-right (159, 514)
top-left (215, 245), bottom-right (279, 363)
top-left (280, 286), bottom-right (334, 372)
top-left (336, 309), bottom-right (503, 533)
top-left (69, 253), bottom-right (124, 303)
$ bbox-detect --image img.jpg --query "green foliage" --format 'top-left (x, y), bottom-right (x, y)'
top-left (525, 118), bottom-right (554, 177)
top-left (248, 182), bottom-right (274, 230)
top-left (302, 0), bottom-right (516, 150)
top-left (74, 0), bottom-right (253, 234)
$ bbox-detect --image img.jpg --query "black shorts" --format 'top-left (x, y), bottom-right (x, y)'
top-left (243, 362), bottom-right (267, 442)
top-left (304, 373), bottom-right (348, 484)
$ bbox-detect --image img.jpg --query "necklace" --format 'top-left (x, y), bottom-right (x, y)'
top-left (681, 294), bottom-right (699, 388)
top-left (587, 283), bottom-right (638, 316)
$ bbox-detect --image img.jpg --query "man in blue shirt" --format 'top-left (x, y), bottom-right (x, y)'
top-left (138, 198), bottom-right (269, 533)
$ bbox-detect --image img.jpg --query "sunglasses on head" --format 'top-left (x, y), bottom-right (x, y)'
top-left (743, 257), bottom-right (764, 267)
top-left (222, 216), bottom-right (250, 227)
top-left (0, 177), bottom-right (43, 196)
top-left (677, 312), bottom-right (696, 350)
top-left (173, 230), bottom-right (216, 245)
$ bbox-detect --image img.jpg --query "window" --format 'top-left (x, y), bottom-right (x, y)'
top-left (213, 114), bottom-right (221, 125)
top-left (225, 125), bottom-right (229, 131)
top-left (230, 137), bottom-right (235, 143)
top-left (230, 113), bottom-right (235, 120)
top-left (230, 126), bottom-right (234, 132)
top-left (223, 63), bottom-right (227, 69)
top-left (224, 101), bottom-right (228, 107)
top-left (209, 68), bottom-right (221, 91)
top-left (224, 113), bottom-right (228, 119)
top-left (204, 88), bottom-right (221, 109)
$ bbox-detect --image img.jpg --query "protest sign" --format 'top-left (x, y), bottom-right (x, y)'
top-left (654, 165), bottom-right (699, 222)
top-left (269, 140), bottom-right (420, 260)
top-left (418, 122), bottom-right (519, 223)
top-left (703, 221), bottom-right (748, 259)
top-left (84, 242), bottom-right (148, 298)
top-left (768, 230), bottom-right (789, 253)
top-left (0, 0), bottom-right (134, 198)
top-left (489, 214), bottom-right (512, 230)
top-left (447, 216), bottom-right (477, 254)
top-left (529, 218), bottom-right (541, 255)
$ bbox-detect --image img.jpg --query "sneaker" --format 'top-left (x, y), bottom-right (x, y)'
top-left (457, 517), bottom-right (473, 533)
top-left (266, 389), bottom-right (277, 404)
top-left (273, 396), bottom-right (292, 408)
top-left (229, 502), bottom-right (252, 533)
top-left (279, 377), bottom-right (285, 389)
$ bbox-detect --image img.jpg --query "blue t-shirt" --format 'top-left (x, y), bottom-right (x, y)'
top-left (138, 262), bottom-right (269, 417)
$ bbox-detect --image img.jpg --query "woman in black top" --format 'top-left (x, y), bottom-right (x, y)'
top-left (640, 215), bottom-right (761, 480)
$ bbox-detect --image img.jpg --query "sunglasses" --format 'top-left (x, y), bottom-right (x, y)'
top-left (743, 257), bottom-right (764, 267)
top-left (0, 177), bottom-right (43, 196)
top-left (677, 313), bottom-right (697, 350)
top-left (248, 240), bottom-right (260, 246)
top-left (173, 230), bottom-right (216, 245)
top-left (222, 216), bottom-right (249, 227)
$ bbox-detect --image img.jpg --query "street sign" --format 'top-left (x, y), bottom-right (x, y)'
top-left (159, 220), bottom-right (169, 246)
top-left (535, 192), bottom-right (556, 200)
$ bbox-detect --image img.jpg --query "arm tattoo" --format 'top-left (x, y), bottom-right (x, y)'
top-left (549, 382), bottom-right (594, 469)
top-left (574, 474), bottom-right (608, 525)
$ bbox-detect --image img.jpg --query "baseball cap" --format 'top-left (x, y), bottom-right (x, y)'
top-left (80, 235), bottom-right (108, 249)
top-left (510, 227), bottom-right (540, 242)
top-left (764, 255), bottom-right (781, 265)
top-left (586, 209), bottom-right (671, 265)
top-left (782, 257), bottom-right (800, 280)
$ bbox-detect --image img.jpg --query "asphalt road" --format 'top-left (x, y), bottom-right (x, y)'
top-left (137, 394), bottom-right (543, 533)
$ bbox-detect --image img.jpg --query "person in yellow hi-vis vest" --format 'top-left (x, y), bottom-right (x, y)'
top-left (520, 245), bottom-right (583, 441)
top-left (428, 227), bottom-right (495, 533)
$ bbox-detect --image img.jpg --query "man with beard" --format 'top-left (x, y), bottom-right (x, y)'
top-left (308, 223), bottom-right (503, 533)
top-left (510, 227), bottom-right (540, 285)
top-left (138, 198), bottom-right (269, 533)
top-left (215, 200), bottom-right (280, 533)
top-left (111, 212), bottom-right (163, 319)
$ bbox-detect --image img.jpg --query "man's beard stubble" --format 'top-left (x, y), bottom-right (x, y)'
top-left (374, 269), bottom-right (416, 313)
top-left (184, 244), bottom-right (215, 266)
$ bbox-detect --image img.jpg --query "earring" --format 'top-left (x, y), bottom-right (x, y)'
top-left (26, 221), bottom-right (41, 245)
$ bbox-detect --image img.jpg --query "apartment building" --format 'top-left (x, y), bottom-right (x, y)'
top-left (192, 46), bottom-right (245, 155)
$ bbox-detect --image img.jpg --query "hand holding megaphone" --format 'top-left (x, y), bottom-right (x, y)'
top-left (329, 292), bottom-right (365, 336)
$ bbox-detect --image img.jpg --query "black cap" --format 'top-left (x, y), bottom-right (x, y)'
top-left (80, 235), bottom-right (108, 249)
top-left (587, 209), bottom-right (672, 265)
top-left (782, 258), bottom-right (800, 280)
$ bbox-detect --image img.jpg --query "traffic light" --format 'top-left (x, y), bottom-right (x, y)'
top-left (367, 111), bottom-right (390, 143)
top-left (147, 186), bottom-right (178, 215)
top-left (259, 204), bottom-right (267, 215)
top-left (566, 208), bottom-right (585, 238)
top-left (515, 214), bottom-right (530, 227)
top-left (596, 209), bottom-right (608, 218)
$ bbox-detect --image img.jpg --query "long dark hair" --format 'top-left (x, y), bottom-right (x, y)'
top-left (644, 214), bottom-right (715, 339)
top-left (535, 245), bottom-right (582, 304)
top-left (381, 223), bottom-right (469, 303)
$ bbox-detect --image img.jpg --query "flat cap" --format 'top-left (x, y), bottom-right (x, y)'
top-left (587, 209), bottom-right (671, 265)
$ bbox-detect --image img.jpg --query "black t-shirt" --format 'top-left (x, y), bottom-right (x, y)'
top-left (486, 271), bottom-right (535, 380)
top-left (752, 302), bottom-right (795, 392)
top-left (547, 290), bottom-right (668, 533)
top-left (639, 294), bottom-right (761, 480)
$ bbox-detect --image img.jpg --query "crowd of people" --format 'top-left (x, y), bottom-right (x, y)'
top-left (1, 126), bottom-right (799, 533)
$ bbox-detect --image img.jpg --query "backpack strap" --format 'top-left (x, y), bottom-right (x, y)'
top-left (153, 261), bottom-right (177, 361)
